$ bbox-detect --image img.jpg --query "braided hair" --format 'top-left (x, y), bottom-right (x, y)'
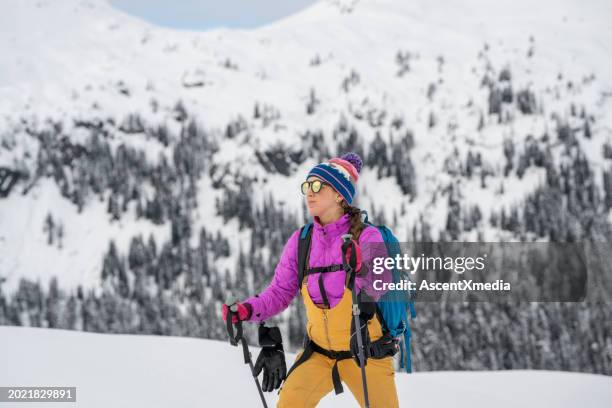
top-left (341, 200), bottom-right (365, 241)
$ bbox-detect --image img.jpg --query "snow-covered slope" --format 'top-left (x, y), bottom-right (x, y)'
top-left (1, 0), bottom-right (611, 292)
top-left (2, 0), bottom-right (610, 123)
top-left (2, 326), bottom-right (611, 407)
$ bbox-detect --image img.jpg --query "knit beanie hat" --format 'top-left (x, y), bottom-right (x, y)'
top-left (306, 152), bottom-right (363, 205)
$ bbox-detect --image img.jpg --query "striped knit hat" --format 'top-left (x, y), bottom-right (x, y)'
top-left (306, 152), bottom-right (363, 205)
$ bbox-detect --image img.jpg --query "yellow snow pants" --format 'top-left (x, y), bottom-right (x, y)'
top-left (277, 284), bottom-right (400, 407)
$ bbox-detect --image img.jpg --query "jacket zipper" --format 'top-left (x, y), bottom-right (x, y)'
top-left (322, 308), bottom-right (333, 350)
top-left (321, 237), bottom-right (333, 351)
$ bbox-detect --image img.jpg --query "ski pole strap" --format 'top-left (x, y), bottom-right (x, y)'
top-left (225, 305), bottom-right (244, 348)
top-left (239, 332), bottom-right (250, 365)
top-left (226, 309), bottom-right (237, 346)
top-left (228, 317), bottom-right (252, 366)
top-left (341, 236), bottom-right (355, 272)
top-left (341, 237), bottom-right (358, 290)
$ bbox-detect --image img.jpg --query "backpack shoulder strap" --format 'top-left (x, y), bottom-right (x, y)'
top-left (297, 223), bottom-right (313, 287)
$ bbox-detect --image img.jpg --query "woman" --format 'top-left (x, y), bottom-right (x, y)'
top-left (222, 153), bottom-right (400, 407)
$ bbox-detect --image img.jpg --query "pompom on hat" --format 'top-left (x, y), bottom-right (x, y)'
top-left (306, 152), bottom-right (363, 204)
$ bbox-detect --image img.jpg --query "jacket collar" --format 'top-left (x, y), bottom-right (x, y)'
top-left (313, 213), bottom-right (351, 238)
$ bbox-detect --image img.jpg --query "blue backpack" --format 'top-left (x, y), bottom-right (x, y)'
top-left (297, 211), bottom-right (416, 372)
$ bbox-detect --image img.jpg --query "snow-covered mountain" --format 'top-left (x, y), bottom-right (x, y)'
top-left (2, 326), bottom-right (611, 407)
top-left (1, 0), bottom-right (611, 375)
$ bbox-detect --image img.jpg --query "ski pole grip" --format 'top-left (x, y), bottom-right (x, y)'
top-left (226, 295), bottom-right (238, 311)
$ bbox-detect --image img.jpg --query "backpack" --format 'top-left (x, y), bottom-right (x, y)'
top-left (296, 210), bottom-right (416, 373)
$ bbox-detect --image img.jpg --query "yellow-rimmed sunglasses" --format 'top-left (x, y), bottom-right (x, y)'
top-left (301, 180), bottom-right (329, 195)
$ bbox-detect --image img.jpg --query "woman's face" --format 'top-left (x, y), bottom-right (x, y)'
top-left (304, 176), bottom-right (341, 217)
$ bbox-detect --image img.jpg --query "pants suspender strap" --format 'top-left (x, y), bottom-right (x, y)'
top-left (310, 340), bottom-right (352, 395)
top-left (318, 274), bottom-right (330, 308)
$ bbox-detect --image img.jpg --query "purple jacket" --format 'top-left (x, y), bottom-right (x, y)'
top-left (244, 214), bottom-right (391, 322)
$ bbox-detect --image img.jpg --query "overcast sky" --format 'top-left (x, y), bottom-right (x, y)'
top-left (110, 0), bottom-right (317, 30)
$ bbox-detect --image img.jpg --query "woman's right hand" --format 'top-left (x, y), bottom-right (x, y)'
top-left (222, 302), bottom-right (253, 324)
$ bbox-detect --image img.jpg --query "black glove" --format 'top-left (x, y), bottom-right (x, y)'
top-left (350, 293), bottom-right (376, 368)
top-left (253, 324), bottom-right (287, 392)
top-left (369, 332), bottom-right (400, 359)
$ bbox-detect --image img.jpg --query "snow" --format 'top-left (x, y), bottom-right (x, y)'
top-left (1, 326), bottom-right (611, 407)
top-left (2, 0), bottom-right (610, 123)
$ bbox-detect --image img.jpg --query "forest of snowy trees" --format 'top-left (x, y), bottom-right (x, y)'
top-left (0, 52), bottom-right (611, 376)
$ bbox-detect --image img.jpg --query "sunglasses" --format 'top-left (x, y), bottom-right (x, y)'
top-left (301, 180), bottom-right (330, 195)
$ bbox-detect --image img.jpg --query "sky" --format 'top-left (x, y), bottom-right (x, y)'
top-left (110, 0), bottom-right (318, 30)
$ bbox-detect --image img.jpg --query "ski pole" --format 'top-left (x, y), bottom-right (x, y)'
top-left (341, 234), bottom-right (371, 408)
top-left (225, 303), bottom-right (269, 408)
